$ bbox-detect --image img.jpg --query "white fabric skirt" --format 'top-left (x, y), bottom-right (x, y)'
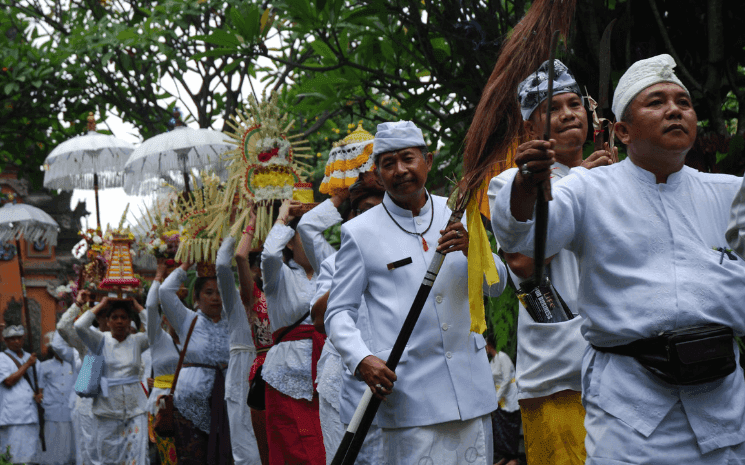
top-left (76, 409), bottom-right (98, 465)
top-left (380, 415), bottom-right (492, 465)
top-left (318, 350), bottom-right (383, 465)
top-left (92, 414), bottom-right (148, 465)
top-left (0, 424), bottom-right (40, 463)
top-left (38, 420), bottom-right (75, 465)
top-left (226, 398), bottom-right (260, 465)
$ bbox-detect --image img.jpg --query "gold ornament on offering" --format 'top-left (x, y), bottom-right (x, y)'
top-left (218, 92), bottom-right (311, 244)
top-left (320, 122), bottom-right (375, 195)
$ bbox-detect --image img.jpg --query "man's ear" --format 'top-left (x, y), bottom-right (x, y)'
top-left (614, 121), bottom-right (631, 146)
top-left (424, 150), bottom-right (434, 170)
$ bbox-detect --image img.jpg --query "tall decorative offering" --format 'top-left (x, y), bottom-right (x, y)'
top-left (98, 205), bottom-right (141, 297)
top-left (218, 93), bottom-right (312, 244)
top-left (319, 122), bottom-right (375, 195)
top-left (173, 172), bottom-right (228, 265)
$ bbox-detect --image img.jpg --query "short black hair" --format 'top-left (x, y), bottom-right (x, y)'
top-left (621, 104), bottom-right (633, 124)
top-left (104, 300), bottom-right (137, 322)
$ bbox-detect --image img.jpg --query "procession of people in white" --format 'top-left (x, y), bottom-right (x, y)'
top-left (2, 52), bottom-right (745, 465)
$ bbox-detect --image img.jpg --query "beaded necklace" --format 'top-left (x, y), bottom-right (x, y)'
top-left (381, 195), bottom-right (435, 251)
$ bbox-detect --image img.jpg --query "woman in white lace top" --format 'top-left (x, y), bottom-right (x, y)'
top-left (261, 199), bottom-right (325, 464)
top-left (159, 261), bottom-right (231, 465)
top-left (74, 297), bottom-right (149, 465)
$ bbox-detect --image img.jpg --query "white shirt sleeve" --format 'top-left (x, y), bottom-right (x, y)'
top-left (74, 310), bottom-right (104, 354)
top-left (325, 224), bottom-right (373, 375)
top-left (726, 175), bottom-right (745, 259)
top-left (261, 223), bottom-right (294, 297)
top-left (159, 267), bottom-right (193, 337)
top-left (57, 303), bottom-right (88, 356)
top-left (296, 199), bottom-right (342, 273)
top-left (146, 281), bottom-right (164, 347)
top-left (216, 237), bottom-right (242, 324)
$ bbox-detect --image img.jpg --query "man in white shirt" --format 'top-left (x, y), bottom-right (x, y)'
top-left (0, 325), bottom-right (43, 464)
top-left (39, 334), bottom-right (75, 465)
top-left (491, 54), bottom-right (745, 463)
top-left (326, 121), bottom-right (508, 465)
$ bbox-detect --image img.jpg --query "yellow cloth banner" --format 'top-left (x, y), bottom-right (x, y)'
top-left (466, 194), bottom-right (500, 334)
top-left (153, 374), bottom-right (174, 390)
top-left (477, 138), bottom-right (522, 220)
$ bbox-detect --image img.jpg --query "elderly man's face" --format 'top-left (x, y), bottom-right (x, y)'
top-left (617, 82), bottom-right (697, 154)
top-left (376, 148), bottom-right (432, 205)
top-left (5, 336), bottom-right (24, 353)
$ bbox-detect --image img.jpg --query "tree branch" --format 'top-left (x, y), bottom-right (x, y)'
top-left (647, 0), bottom-right (702, 91)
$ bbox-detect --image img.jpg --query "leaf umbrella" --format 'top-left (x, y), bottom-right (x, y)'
top-left (123, 126), bottom-right (231, 196)
top-left (0, 202), bottom-right (60, 351)
top-left (42, 113), bottom-right (134, 229)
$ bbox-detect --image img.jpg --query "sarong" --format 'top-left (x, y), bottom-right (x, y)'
top-left (150, 413), bottom-right (178, 464)
top-left (182, 363), bottom-right (232, 465)
top-left (93, 414), bottom-right (148, 465)
top-left (519, 389), bottom-right (586, 465)
top-left (0, 424), bottom-right (40, 463)
top-left (491, 408), bottom-right (521, 463)
top-left (380, 414), bottom-right (492, 465)
top-left (38, 420), bottom-right (75, 465)
top-left (265, 383), bottom-right (325, 465)
top-left (174, 407), bottom-right (209, 465)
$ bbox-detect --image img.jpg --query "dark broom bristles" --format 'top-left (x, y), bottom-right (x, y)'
top-left (462, 0), bottom-right (577, 194)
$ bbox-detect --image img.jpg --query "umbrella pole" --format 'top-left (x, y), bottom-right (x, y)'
top-left (14, 239), bottom-right (34, 353)
top-left (93, 173), bottom-right (102, 230)
top-left (182, 170), bottom-right (191, 195)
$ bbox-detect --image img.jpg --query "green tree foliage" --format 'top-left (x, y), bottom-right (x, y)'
top-left (0, 9), bottom-right (91, 189)
top-left (3, 0), bottom-right (268, 185)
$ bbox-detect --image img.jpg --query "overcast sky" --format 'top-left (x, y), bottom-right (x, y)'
top-left (69, 53), bottom-right (272, 234)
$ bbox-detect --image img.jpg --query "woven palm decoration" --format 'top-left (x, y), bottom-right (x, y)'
top-left (173, 172), bottom-right (229, 265)
top-left (319, 123), bottom-right (375, 195)
top-left (218, 93), bottom-right (312, 244)
top-left (132, 194), bottom-right (181, 260)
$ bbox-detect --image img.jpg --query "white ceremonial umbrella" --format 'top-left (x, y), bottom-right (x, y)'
top-left (42, 113), bottom-right (134, 229)
top-left (0, 202), bottom-right (60, 351)
top-left (123, 126), bottom-right (231, 196)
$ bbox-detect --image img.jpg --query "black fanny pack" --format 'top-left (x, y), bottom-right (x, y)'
top-left (594, 324), bottom-right (736, 385)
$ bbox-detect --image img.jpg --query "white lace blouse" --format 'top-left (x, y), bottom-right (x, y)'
top-left (260, 224), bottom-right (317, 401)
top-left (159, 268), bottom-right (230, 433)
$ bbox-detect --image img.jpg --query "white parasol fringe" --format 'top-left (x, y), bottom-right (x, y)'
top-left (0, 219), bottom-right (59, 246)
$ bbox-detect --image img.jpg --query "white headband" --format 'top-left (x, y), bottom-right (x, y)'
top-left (612, 54), bottom-right (689, 120)
top-left (2, 325), bottom-right (25, 338)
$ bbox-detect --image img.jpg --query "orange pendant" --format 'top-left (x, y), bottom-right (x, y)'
top-left (422, 237), bottom-right (428, 251)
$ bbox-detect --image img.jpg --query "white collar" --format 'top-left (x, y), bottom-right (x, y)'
top-left (382, 190), bottom-right (432, 219)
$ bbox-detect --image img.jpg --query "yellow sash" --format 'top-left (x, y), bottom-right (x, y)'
top-left (153, 374), bottom-right (174, 390)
